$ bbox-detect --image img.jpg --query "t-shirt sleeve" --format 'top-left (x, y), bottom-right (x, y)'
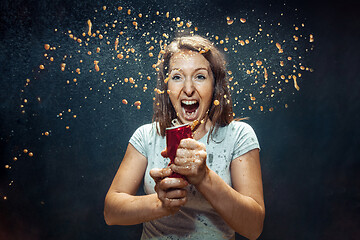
top-left (129, 124), bottom-right (149, 158)
top-left (231, 122), bottom-right (260, 160)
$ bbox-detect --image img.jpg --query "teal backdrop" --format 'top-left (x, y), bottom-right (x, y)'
top-left (1, 0), bottom-right (359, 239)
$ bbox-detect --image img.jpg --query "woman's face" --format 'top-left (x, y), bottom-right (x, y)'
top-left (167, 50), bottom-right (214, 124)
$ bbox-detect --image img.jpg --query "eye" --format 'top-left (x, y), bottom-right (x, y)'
top-left (172, 75), bottom-right (182, 81)
top-left (196, 74), bottom-right (206, 80)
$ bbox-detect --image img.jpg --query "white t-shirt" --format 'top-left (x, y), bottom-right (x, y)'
top-left (129, 121), bottom-right (260, 240)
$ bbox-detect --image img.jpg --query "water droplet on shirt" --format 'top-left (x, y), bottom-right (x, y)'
top-left (208, 153), bottom-right (213, 164)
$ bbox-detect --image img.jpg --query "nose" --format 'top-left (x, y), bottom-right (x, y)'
top-left (183, 78), bottom-right (195, 96)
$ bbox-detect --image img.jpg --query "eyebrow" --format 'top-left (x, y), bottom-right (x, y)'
top-left (170, 67), bottom-right (209, 73)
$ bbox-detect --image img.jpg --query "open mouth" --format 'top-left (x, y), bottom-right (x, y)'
top-left (181, 100), bottom-right (199, 121)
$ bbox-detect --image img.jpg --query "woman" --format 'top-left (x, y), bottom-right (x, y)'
top-left (104, 35), bottom-right (265, 240)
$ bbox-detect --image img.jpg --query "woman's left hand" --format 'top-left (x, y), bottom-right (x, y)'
top-left (170, 138), bottom-right (209, 186)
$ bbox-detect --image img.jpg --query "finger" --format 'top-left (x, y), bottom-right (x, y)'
top-left (174, 156), bottom-right (196, 166)
top-left (163, 196), bottom-right (187, 208)
top-left (174, 150), bottom-right (206, 166)
top-left (176, 148), bottom-right (194, 159)
top-left (178, 138), bottom-right (205, 150)
top-left (150, 168), bottom-right (172, 181)
top-left (157, 189), bottom-right (187, 209)
top-left (161, 148), bottom-right (168, 158)
top-left (165, 188), bottom-right (188, 199)
top-left (159, 177), bottom-right (188, 190)
top-left (170, 164), bottom-right (199, 176)
top-left (194, 150), bottom-right (207, 161)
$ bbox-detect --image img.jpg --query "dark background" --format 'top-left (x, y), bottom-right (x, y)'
top-left (1, 0), bottom-right (359, 239)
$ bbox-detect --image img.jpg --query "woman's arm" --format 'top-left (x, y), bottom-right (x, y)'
top-left (104, 143), bottom-right (187, 225)
top-left (196, 149), bottom-right (264, 240)
top-left (171, 139), bottom-right (264, 239)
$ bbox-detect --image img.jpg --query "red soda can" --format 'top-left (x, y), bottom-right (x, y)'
top-left (165, 124), bottom-right (193, 178)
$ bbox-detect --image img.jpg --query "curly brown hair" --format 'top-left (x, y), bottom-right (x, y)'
top-left (153, 35), bottom-right (234, 139)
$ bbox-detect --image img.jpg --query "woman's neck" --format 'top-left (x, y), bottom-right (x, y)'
top-left (192, 119), bottom-right (212, 140)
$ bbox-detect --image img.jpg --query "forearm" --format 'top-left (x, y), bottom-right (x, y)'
top-left (196, 169), bottom-right (265, 239)
top-left (104, 192), bottom-right (170, 225)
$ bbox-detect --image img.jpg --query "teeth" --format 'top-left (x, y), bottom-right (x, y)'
top-left (181, 100), bottom-right (197, 105)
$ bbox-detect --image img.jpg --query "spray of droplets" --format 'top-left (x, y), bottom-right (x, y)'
top-left (2, 2), bottom-right (314, 200)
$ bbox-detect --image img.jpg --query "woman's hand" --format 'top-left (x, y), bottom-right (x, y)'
top-left (170, 138), bottom-right (209, 186)
top-left (149, 168), bottom-right (188, 214)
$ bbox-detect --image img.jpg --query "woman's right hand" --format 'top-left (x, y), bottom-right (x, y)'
top-left (150, 168), bottom-right (188, 213)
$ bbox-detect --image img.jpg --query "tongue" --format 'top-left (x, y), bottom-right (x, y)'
top-left (183, 104), bottom-right (198, 113)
